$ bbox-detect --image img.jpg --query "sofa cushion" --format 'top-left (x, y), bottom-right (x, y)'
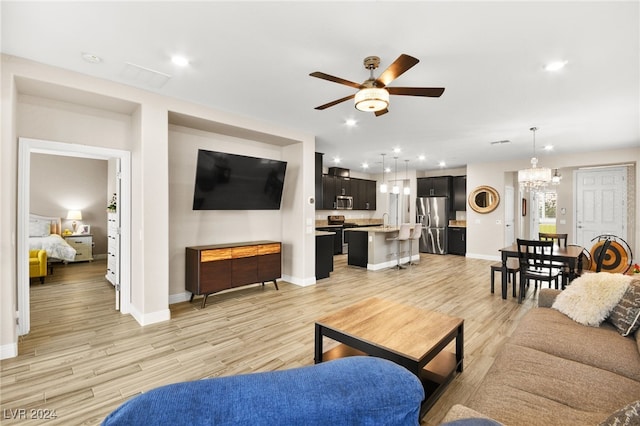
top-left (552, 273), bottom-right (632, 326)
top-left (608, 279), bottom-right (640, 336)
top-left (102, 356), bottom-right (424, 426)
top-left (466, 343), bottom-right (640, 426)
top-left (508, 308), bottom-right (640, 382)
top-left (599, 400), bottom-right (640, 426)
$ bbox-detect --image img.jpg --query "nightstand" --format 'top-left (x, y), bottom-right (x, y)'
top-left (64, 234), bottom-right (94, 262)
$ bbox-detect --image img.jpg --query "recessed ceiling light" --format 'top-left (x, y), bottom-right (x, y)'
top-left (171, 55), bottom-right (190, 67)
top-left (418, 155), bottom-right (426, 161)
top-left (362, 162), bottom-right (369, 169)
top-left (81, 52), bottom-right (102, 64)
top-left (439, 161), bottom-right (446, 167)
top-left (345, 119), bottom-right (357, 127)
top-left (393, 147), bottom-right (401, 154)
top-left (333, 157), bottom-right (340, 164)
top-left (543, 145), bottom-right (554, 151)
top-left (544, 60), bottom-right (568, 72)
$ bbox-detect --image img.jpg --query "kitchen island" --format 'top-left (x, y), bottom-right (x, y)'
top-left (345, 226), bottom-right (420, 270)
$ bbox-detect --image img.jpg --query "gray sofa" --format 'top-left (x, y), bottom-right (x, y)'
top-left (443, 287), bottom-right (640, 425)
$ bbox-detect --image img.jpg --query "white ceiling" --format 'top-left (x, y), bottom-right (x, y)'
top-left (2, 1), bottom-right (639, 172)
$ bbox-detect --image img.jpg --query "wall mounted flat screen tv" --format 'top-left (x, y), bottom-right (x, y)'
top-left (193, 149), bottom-right (287, 210)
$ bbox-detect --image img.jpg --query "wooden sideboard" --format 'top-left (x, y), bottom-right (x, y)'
top-left (186, 240), bottom-right (281, 308)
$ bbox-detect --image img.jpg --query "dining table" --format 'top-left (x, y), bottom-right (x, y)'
top-left (498, 243), bottom-right (585, 301)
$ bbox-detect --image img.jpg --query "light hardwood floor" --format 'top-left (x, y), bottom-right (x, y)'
top-left (1, 254), bottom-right (538, 425)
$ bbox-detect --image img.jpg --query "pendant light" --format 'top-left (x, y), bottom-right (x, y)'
top-left (392, 157), bottom-right (400, 194)
top-left (518, 126), bottom-right (552, 192)
top-left (379, 153), bottom-right (388, 193)
top-left (403, 160), bottom-right (410, 195)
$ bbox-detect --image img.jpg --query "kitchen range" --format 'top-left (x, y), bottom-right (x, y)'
top-left (316, 215), bottom-right (359, 255)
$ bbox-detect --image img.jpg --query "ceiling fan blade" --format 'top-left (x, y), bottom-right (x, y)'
top-left (387, 87), bottom-right (445, 97)
top-left (314, 94), bottom-right (355, 110)
top-left (374, 108), bottom-right (389, 117)
top-left (309, 72), bottom-right (362, 89)
top-left (375, 54), bottom-right (419, 87)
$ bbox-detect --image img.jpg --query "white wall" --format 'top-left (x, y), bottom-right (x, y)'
top-left (466, 148), bottom-right (639, 260)
top-left (1, 55), bottom-right (315, 358)
top-left (168, 125), bottom-right (289, 298)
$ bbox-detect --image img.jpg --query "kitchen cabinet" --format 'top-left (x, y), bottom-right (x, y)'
top-left (316, 226), bottom-right (342, 254)
top-left (352, 178), bottom-right (377, 210)
top-left (315, 232), bottom-right (334, 279)
top-left (453, 176), bottom-right (467, 211)
top-left (315, 153), bottom-right (324, 209)
top-left (448, 227), bottom-right (466, 256)
top-left (335, 176), bottom-right (351, 197)
top-left (321, 175), bottom-right (376, 211)
top-left (417, 176), bottom-right (453, 198)
top-left (322, 175), bottom-right (337, 209)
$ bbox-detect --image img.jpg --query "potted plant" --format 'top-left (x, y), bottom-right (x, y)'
top-left (107, 193), bottom-right (117, 213)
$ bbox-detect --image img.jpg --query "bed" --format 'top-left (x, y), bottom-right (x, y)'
top-left (29, 214), bottom-right (76, 262)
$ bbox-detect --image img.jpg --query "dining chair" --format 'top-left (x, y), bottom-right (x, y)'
top-left (539, 232), bottom-right (569, 283)
top-left (386, 223), bottom-right (413, 269)
top-left (538, 232), bottom-right (568, 248)
top-left (490, 258), bottom-right (519, 298)
top-left (516, 239), bottom-right (562, 303)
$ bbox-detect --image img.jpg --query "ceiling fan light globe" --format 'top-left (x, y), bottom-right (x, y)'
top-left (354, 88), bottom-right (389, 112)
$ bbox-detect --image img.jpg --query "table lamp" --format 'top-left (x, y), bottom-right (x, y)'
top-left (66, 210), bottom-right (82, 233)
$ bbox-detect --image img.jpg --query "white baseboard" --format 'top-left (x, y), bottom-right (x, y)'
top-left (0, 342), bottom-right (17, 360)
top-left (466, 253), bottom-right (501, 262)
top-left (281, 274), bottom-right (316, 287)
top-left (169, 292), bottom-right (191, 304)
top-left (129, 304), bottom-right (171, 326)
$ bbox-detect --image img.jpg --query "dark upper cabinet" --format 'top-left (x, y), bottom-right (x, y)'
top-left (315, 153), bottom-right (324, 209)
top-left (364, 180), bottom-right (376, 210)
top-left (335, 177), bottom-right (351, 196)
top-left (320, 175), bottom-right (376, 210)
top-left (417, 176), bottom-right (453, 198)
top-left (453, 176), bottom-right (467, 211)
top-left (322, 175), bottom-right (336, 209)
top-left (351, 178), bottom-right (377, 210)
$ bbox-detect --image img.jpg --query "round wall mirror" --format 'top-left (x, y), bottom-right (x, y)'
top-left (468, 185), bottom-right (500, 213)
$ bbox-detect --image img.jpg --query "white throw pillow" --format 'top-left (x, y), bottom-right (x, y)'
top-left (552, 272), bottom-right (633, 326)
top-left (29, 219), bottom-right (51, 237)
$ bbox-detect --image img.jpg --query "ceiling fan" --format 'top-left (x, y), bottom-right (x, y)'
top-left (309, 54), bottom-right (444, 117)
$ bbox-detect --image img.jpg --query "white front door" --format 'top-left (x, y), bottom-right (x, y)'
top-left (504, 186), bottom-right (515, 246)
top-left (575, 167), bottom-right (627, 248)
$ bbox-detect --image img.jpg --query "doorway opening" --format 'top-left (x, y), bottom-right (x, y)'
top-left (17, 137), bottom-right (131, 338)
top-left (536, 191), bottom-right (557, 234)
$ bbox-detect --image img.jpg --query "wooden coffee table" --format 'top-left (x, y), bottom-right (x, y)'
top-left (314, 297), bottom-right (464, 418)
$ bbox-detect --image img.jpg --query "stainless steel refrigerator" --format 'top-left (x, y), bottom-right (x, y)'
top-left (416, 197), bottom-right (449, 254)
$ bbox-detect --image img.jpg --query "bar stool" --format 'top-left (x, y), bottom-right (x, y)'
top-left (387, 224), bottom-right (413, 269)
top-left (408, 224), bottom-right (422, 265)
top-left (490, 259), bottom-right (519, 297)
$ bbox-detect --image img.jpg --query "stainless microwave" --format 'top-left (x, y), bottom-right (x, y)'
top-left (336, 196), bottom-right (353, 210)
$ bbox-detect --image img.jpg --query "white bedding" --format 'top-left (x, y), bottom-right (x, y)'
top-left (29, 234), bottom-right (76, 262)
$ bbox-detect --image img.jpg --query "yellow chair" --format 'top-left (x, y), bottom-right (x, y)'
top-left (29, 249), bottom-right (47, 284)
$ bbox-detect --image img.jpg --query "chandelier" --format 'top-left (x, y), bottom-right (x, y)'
top-left (518, 127), bottom-right (552, 191)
